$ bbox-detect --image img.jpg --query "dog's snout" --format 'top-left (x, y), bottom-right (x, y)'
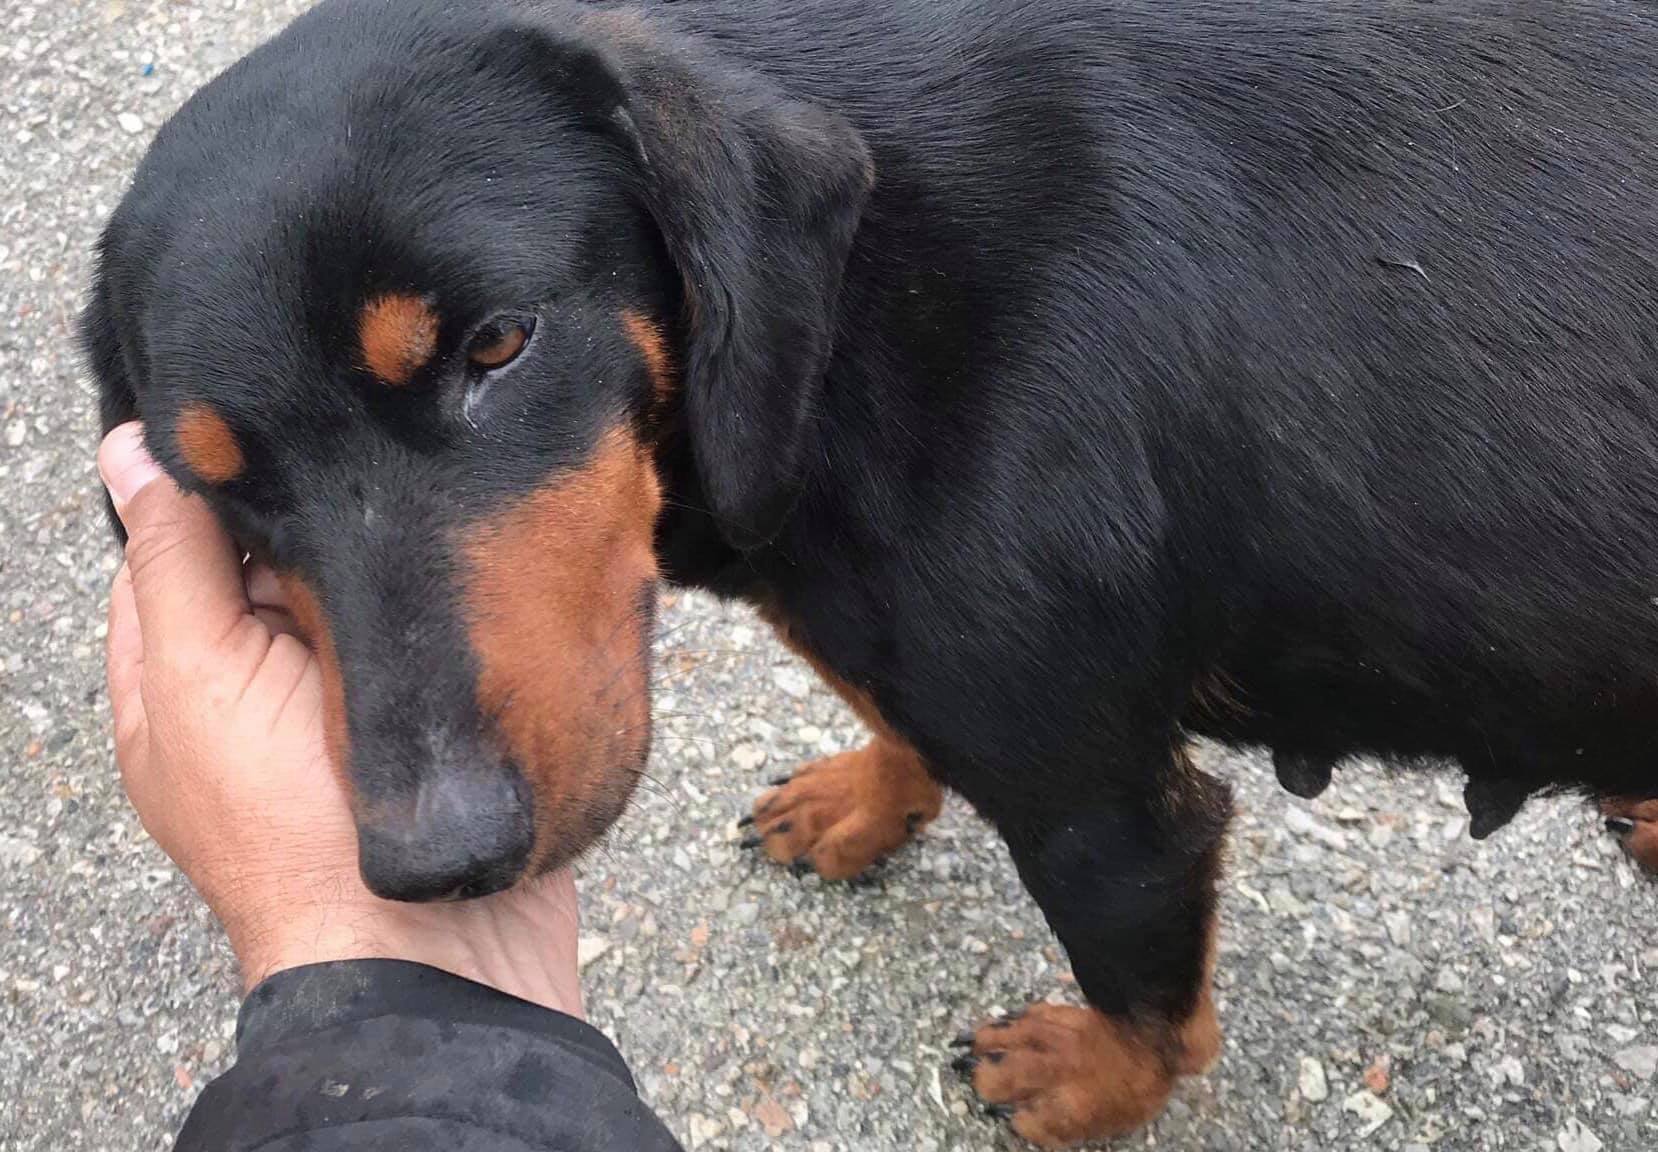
top-left (356, 762), bottom-right (535, 903)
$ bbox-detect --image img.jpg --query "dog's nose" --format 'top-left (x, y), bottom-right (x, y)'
top-left (357, 766), bottom-right (535, 902)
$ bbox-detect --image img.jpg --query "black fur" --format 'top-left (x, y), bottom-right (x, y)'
top-left (87, 0), bottom-right (1658, 1101)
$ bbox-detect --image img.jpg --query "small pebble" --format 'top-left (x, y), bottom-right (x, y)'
top-left (1557, 1118), bottom-right (1604, 1152)
top-left (1298, 1056), bottom-right (1329, 1103)
top-left (1342, 1090), bottom-right (1393, 1137)
top-left (0, 835), bottom-right (42, 868)
top-left (773, 666), bottom-right (811, 699)
top-left (1425, 993), bottom-right (1474, 1032)
top-left (730, 743), bottom-right (767, 772)
top-left (576, 935), bottom-right (612, 970)
top-left (686, 1114), bottom-right (722, 1149)
top-left (1613, 1045), bottom-right (1658, 1081)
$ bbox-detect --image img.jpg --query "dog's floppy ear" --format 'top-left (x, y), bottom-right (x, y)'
top-left (562, 13), bottom-right (874, 549)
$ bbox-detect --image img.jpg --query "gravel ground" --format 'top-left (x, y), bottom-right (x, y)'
top-left (2, 3), bottom-right (1655, 1151)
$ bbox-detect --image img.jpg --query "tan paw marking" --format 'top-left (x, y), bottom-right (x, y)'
top-left (1603, 797), bottom-right (1658, 873)
top-left (743, 737), bottom-right (941, 880)
top-left (956, 1004), bottom-right (1183, 1148)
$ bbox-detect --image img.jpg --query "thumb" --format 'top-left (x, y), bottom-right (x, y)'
top-left (98, 422), bottom-right (249, 655)
top-left (98, 423), bottom-right (167, 517)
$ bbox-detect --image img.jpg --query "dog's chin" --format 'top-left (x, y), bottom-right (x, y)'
top-left (438, 875), bottom-right (521, 903)
top-left (525, 751), bottom-right (651, 879)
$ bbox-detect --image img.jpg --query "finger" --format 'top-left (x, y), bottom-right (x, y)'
top-left (238, 635), bottom-right (327, 756)
top-left (99, 423), bottom-right (249, 656)
top-left (247, 563), bottom-right (301, 638)
top-left (245, 563), bottom-right (288, 612)
top-left (253, 607), bottom-right (303, 640)
top-left (105, 563), bottom-right (148, 757)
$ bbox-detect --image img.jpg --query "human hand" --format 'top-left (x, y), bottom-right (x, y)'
top-left (99, 422), bottom-right (583, 1015)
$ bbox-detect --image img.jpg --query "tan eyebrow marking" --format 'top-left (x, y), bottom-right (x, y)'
top-left (359, 293), bottom-right (440, 385)
top-left (176, 404), bottom-right (245, 483)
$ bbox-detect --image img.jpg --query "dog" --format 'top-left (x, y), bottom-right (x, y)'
top-left (85, 0), bottom-right (1658, 1144)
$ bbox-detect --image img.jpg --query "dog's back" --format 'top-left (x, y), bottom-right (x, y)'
top-left (1115, 1), bottom-right (1658, 795)
top-left (662, 0), bottom-right (1658, 802)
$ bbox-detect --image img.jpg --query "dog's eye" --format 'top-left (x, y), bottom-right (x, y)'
top-left (467, 319), bottom-right (533, 370)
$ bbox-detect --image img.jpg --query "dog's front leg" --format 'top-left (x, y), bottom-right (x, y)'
top-left (738, 606), bottom-right (943, 880)
top-left (956, 750), bottom-right (1232, 1147)
top-left (1603, 796), bottom-right (1658, 872)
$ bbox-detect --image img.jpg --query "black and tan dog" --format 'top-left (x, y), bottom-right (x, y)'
top-left (86, 0), bottom-right (1658, 1144)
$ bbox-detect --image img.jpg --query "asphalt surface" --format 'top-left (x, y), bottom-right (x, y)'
top-left (1, 3), bottom-right (1655, 1151)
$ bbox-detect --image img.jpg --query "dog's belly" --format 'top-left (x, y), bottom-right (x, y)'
top-left (1187, 638), bottom-right (1658, 798)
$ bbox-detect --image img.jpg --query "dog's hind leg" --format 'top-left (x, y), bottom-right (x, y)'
top-left (739, 608), bottom-right (943, 881)
top-left (956, 747), bottom-right (1231, 1147)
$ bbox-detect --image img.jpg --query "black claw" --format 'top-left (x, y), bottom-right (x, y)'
top-left (739, 835), bottom-right (763, 850)
top-left (950, 1032), bottom-right (975, 1050)
top-left (789, 857), bottom-right (812, 877)
top-left (1607, 816), bottom-right (1637, 836)
top-left (769, 775), bottom-right (793, 787)
top-left (847, 872), bottom-right (882, 890)
top-left (736, 814), bottom-right (755, 828)
top-left (905, 811), bottom-right (925, 834)
top-left (950, 1054), bottom-right (979, 1076)
top-left (983, 1104), bottom-right (1016, 1121)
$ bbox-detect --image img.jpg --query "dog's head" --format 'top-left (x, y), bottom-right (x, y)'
top-left (84, 0), bottom-right (871, 900)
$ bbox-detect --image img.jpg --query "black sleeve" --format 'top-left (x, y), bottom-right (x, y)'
top-left (174, 959), bottom-right (685, 1151)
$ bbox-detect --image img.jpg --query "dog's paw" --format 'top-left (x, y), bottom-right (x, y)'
top-left (1602, 798), bottom-right (1658, 873)
top-left (739, 740), bottom-right (940, 881)
top-left (950, 1004), bottom-right (1176, 1148)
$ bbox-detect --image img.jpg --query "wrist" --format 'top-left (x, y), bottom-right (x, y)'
top-left (228, 873), bottom-right (583, 1018)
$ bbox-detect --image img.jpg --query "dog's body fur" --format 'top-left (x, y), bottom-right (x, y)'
top-left (667, 0), bottom-right (1658, 808)
top-left (88, 0), bottom-right (1658, 1143)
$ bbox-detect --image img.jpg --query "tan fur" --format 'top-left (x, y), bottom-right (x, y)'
top-left (358, 293), bottom-right (439, 385)
top-left (750, 605), bottom-right (944, 878)
top-left (459, 428), bottom-right (663, 870)
top-left (175, 405), bottom-right (245, 484)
